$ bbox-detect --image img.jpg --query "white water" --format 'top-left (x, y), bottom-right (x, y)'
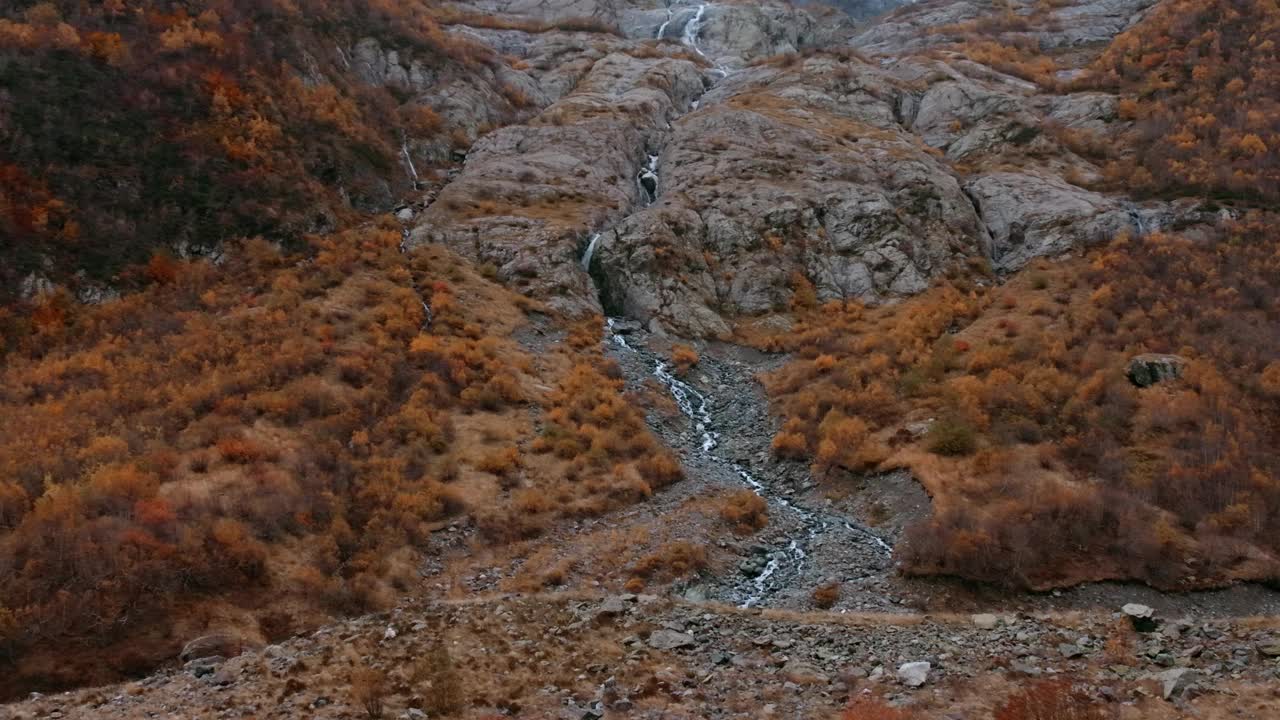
top-left (400, 134), bottom-right (419, 184)
top-left (637, 154), bottom-right (659, 204)
top-left (581, 233), bottom-right (602, 271)
top-left (576, 0), bottom-right (886, 610)
top-left (654, 361), bottom-right (718, 453)
top-left (682, 4), bottom-right (709, 57)
top-left (1126, 204), bottom-right (1148, 236)
top-left (611, 330), bottom-right (889, 608)
top-left (398, 227), bottom-right (432, 327)
top-left (656, 7), bottom-right (674, 39)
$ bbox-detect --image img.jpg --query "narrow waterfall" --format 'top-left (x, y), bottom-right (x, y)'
top-left (581, 232), bottom-right (602, 271)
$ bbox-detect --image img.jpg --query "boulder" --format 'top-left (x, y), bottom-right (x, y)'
top-left (1127, 354), bottom-right (1188, 388)
top-left (971, 613), bottom-right (999, 629)
top-left (1058, 643), bottom-right (1086, 659)
top-left (896, 661), bottom-right (930, 687)
top-left (1122, 603), bottom-right (1159, 632)
top-left (596, 596), bottom-right (630, 617)
top-left (180, 633), bottom-right (246, 663)
top-left (647, 629), bottom-right (696, 650)
top-left (782, 659), bottom-right (830, 685)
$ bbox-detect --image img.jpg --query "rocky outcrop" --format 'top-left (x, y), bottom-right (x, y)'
top-left (590, 54), bottom-right (988, 336)
top-left (1127, 354), bottom-right (1188, 388)
top-left (622, 0), bottom-right (842, 65)
top-left (818, 0), bottom-right (912, 21)
top-left (410, 52), bottom-right (707, 316)
top-left (963, 171), bottom-right (1137, 271)
top-left (851, 0), bottom-right (1159, 56)
top-left (401, 0), bottom-right (1219, 337)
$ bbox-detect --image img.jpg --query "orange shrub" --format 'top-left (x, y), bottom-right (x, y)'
top-left (719, 490), bottom-right (768, 534)
top-left (671, 344), bottom-right (700, 377)
top-left (994, 680), bottom-right (1107, 720)
top-left (811, 581), bottom-right (840, 609)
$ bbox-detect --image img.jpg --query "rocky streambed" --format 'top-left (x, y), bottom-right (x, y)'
top-left (603, 321), bottom-right (903, 612)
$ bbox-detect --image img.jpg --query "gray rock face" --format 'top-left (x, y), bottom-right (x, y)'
top-left (1045, 0), bottom-right (1160, 48)
top-left (410, 52), bottom-right (706, 316)
top-left (963, 171), bottom-right (1136, 271)
top-left (850, 1), bottom-right (987, 55)
top-left (812, 0), bottom-right (911, 21)
top-left (595, 55), bottom-right (987, 336)
top-left (851, 0), bottom-right (1159, 55)
top-left (401, 0), bottom-right (1219, 339)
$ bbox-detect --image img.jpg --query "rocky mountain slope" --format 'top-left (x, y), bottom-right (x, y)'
top-left (3, 0), bottom-right (1280, 717)
top-left (407, 0), bottom-right (1214, 338)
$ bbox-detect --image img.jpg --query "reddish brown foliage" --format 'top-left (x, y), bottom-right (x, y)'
top-left (1090, 0), bottom-right (1280, 202)
top-left (995, 680), bottom-right (1110, 720)
top-left (766, 215), bottom-right (1280, 590)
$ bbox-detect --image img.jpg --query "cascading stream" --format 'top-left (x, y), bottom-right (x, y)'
top-left (637, 154), bottom-right (659, 205)
top-left (656, 7), bottom-right (674, 39)
top-left (582, 5), bottom-right (893, 607)
top-left (608, 322), bottom-right (890, 607)
top-left (581, 233), bottom-right (602, 271)
top-left (682, 3), bottom-right (709, 56)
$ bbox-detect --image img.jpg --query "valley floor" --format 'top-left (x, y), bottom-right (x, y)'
top-left (4, 591), bottom-right (1279, 719)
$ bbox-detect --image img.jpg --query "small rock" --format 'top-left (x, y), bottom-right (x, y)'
top-left (647, 630), bottom-right (696, 651)
top-left (186, 657), bottom-right (225, 678)
top-left (1257, 642), bottom-right (1280, 658)
top-left (971, 614), bottom-right (999, 629)
top-left (782, 660), bottom-right (829, 685)
top-left (1058, 643), bottom-right (1085, 659)
top-left (597, 597), bottom-right (628, 616)
top-left (1010, 660), bottom-right (1042, 677)
top-left (1123, 603), bottom-right (1159, 632)
top-left (897, 661), bottom-right (931, 687)
top-left (1158, 668), bottom-right (1200, 701)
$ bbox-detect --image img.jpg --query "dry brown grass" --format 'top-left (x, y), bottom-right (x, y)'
top-left (351, 666), bottom-right (389, 719)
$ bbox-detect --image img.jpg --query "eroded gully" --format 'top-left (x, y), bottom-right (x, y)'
top-left (572, 8), bottom-right (892, 608)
